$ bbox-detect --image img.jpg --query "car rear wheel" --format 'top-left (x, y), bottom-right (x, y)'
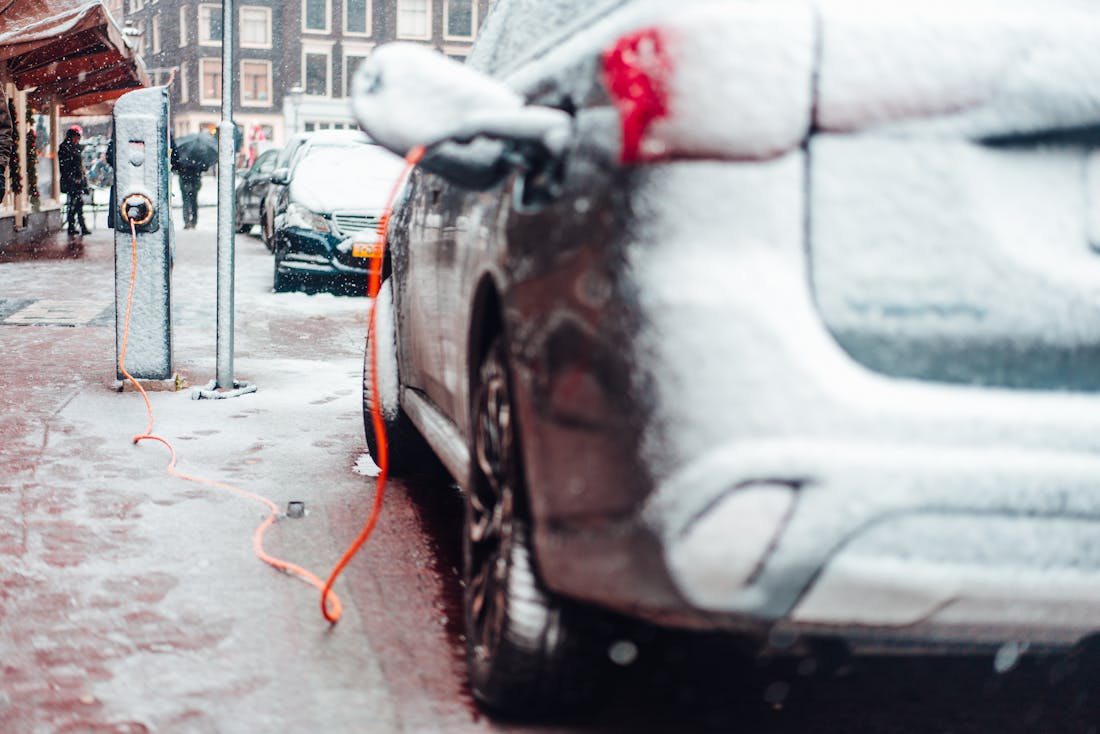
top-left (272, 250), bottom-right (296, 293)
top-left (260, 205), bottom-right (274, 251)
top-left (362, 278), bottom-right (441, 475)
top-left (464, 336), bottom-right (598, 715)
top-left (234, 205), bottom-right (250, 234)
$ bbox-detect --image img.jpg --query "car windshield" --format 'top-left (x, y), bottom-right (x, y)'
top-left (290, 144), bottom-right (408, 209)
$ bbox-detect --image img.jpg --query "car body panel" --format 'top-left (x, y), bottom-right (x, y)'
top-left (234, 148), bottom-right (277, 229)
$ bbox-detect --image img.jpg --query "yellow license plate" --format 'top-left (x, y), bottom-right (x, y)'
top-left (351, 242), bottom-right (382, 258)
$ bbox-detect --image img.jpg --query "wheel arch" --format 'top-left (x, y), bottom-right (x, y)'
top-left (467, 272), bottom-right (505, 410)
top-left (466, 271), bottom-right (542, 522)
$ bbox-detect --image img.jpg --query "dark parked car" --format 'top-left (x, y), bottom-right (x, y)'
top-left (233, 148), bottom-right (277, 234)
top-left (259, 132), bottom-right (310, 249)
top-left (260, 130), bottom-right (369, 249)
top-left (270, 141), bottom-right (406, 292)
top-left (352, 0), bottom-right (1100, 717)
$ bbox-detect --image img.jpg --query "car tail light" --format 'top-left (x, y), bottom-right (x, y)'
top-left (601, 3), bottom-right (815, 164)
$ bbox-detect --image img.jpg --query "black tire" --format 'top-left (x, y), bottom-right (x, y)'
top-left (464, 336), bottom-right (598, 716)
top-left (234, 204), bottom-right (250, 234)
top-left (260, 204), bottom-right (274, 251)
top-left (272, 250), bottom-right (296, 293)
top-left (362, 278), bottom-right (440, 476)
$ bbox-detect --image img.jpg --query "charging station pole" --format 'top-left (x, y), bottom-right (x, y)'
top-left (215, 0), bottom-right (237, 390)
top-left (113, 87), bottom-right (173, 382)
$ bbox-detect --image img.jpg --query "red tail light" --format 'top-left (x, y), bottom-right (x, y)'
top-left (603, 28), bottom-right (672, 164)
top-left (601, 5), bottom-right (815, 165)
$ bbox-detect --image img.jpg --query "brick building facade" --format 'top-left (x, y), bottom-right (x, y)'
top-left (122, 0), bottom-right (493, 161)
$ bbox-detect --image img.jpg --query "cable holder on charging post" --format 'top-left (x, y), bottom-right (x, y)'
top-left (121, 193), bottom-right (154, 228)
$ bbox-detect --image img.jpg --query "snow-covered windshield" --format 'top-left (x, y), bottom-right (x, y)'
top-left (289, 144), bottom-right (407, 212)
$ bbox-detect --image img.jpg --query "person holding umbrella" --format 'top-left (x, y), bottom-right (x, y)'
top-left (170, 130), bottom-right (217, 229)
top-left (58, 126), bottom-right (90, 236)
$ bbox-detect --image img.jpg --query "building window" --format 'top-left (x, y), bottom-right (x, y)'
top-left (345, 0), bottom-right (371, 35)
top-left (396, 0), bottom-right (430, 40)
top-left (303, 0), bottom-right (330, 33)
top-left (303, 51), bottom-right (330, 96)
top-left (345, 55), bottom-right (367, 96)
top-left (444, 0), bottom-right (474, 39)
top-left (200, 58), bottom-right (222, 104)
top-left (198, 4), bottom-right (222, 45)
top-left (179, 6), bottom-right (188, 46)
top-left (240, 6), bottom-right (272, 48)
top-left (152, 15), bottom-right (161, 53)
top-left (241, 60), bottom-right (272, 106)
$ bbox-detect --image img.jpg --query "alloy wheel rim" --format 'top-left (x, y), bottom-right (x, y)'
top-left (468, 357), bottom-right (514, 663)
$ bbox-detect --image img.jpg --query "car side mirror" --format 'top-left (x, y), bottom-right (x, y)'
top-left (350, 43), bottom-right (572, 188)
top-left (270, 167), bottom-right (290, 186)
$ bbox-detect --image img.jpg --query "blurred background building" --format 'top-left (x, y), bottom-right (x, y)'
top-left (121, 0), bottom-right (494, 165)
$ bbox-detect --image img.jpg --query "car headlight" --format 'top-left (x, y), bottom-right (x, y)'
top-left (285, 203), bottom-right (331, 233)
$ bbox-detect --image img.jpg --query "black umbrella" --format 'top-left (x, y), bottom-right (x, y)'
top-left (171, 131), bottom-right (219, 171)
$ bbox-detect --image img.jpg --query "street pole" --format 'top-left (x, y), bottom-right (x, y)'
top-left (195, 0), bottom-right (255, 400)
top-left (215, 0), bottom-right (236, 390)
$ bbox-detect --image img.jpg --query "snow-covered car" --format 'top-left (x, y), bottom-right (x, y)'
top-left (270, 141), bottom-right (406, 292)
top-left (260, 129), bottom-right (369, 250)
top-left (352, 0), bottom-right (1100, 716)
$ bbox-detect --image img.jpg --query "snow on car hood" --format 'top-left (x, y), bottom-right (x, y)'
top-left (288, 145), bottom-right (408, 214)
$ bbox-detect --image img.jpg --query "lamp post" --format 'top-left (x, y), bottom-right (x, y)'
top-left (194, 0), bottom-right (256, 400)
top-left (215, 0), bottom-right (238, 390)
top-left (285, 86), bottom-right (304, 138)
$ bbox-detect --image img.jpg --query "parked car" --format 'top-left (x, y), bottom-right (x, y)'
top-left (352, 0), bottom-right (1100, 717)
top-left (233, 148), bottom-right (278, 235)
top-left (270, 141), bottom-right (406, 292)
top-left (259, 133), bottom-right (309, 249)
top-left (260, 130), bottom-right (370, 249)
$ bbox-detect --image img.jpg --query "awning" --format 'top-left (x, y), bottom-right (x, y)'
top-left (0, 0), bottom-right (149, 114)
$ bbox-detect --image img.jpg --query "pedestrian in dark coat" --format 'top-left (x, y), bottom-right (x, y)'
top-left (170, 143), bottom-right (207, 229)
top-left (58, 127), bottom-right (90, 235)
top-left (105, 136), bottom-right (116, 229)
top-left (0, 91), bottom-right (13, 201)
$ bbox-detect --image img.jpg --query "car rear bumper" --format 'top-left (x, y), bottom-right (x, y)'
top-left (643, 438), bottom-right (1100, 647)
top-left (515, 155), bottom-right (1100, 649)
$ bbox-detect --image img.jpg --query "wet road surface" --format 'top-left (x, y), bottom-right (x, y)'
top-left (2, 208), bottom-right (1099, 733)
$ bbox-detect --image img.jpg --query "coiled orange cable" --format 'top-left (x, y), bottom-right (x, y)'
top-left (320, 145), bottom-right (426, 624)
top-left (119, 216), bottom-right (342, 620)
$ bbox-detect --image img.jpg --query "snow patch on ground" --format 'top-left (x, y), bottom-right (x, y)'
top-left (354, 453), bottom-right (381, 477)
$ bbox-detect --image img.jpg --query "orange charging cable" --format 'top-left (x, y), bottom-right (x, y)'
top-left (320, 145), bottom-right (426, 624)
top-left (118, 216), bottom-right (342, 620)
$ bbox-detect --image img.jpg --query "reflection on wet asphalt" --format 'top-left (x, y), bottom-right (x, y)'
top-left (396, 470), bottom-right (1100, 733)
top-left (0, 234), bottom-right (88, 264)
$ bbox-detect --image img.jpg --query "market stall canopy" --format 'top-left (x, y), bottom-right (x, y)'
top-left (0, 0), bottom-right (149, 114)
